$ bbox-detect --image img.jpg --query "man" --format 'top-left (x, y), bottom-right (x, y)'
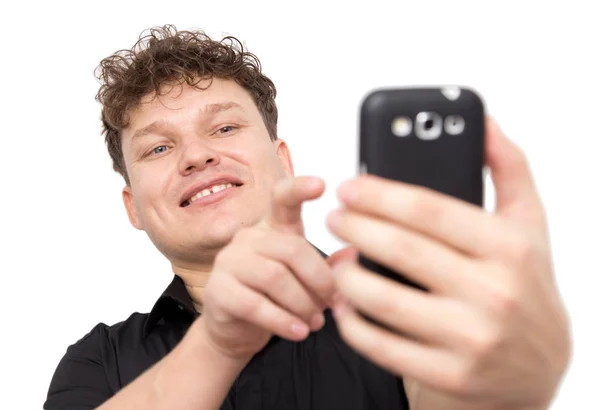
top-left (45, 25), bottom-right (571, 410)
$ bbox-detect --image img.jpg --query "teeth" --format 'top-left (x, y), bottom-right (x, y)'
top-left (187, 183), bottom-right (236, 205)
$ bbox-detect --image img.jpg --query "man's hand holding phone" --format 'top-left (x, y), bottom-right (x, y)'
top-left (326, 118), bottom-right (571, 410)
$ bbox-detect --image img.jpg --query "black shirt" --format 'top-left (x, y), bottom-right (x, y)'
top-left (45, 274), bottom-right (409, 409)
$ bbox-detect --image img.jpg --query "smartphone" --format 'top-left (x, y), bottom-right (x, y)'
top-left (358, 86), bottom-right (485, 291)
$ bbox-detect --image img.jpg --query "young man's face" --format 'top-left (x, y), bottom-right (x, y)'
top-left (120, 78), bottom-right (293, 268)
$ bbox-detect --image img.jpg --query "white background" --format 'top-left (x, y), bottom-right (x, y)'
top-left (1, 1), bottom-right (598, 409)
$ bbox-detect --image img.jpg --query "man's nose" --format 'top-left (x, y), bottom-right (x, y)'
top-left (178, 139), bottom-right (222, 175)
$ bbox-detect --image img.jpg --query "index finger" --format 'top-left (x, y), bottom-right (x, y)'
top-left (334, 175), bottom-right (506, 258)
top-left (268, 176), bottom-right (325, 234)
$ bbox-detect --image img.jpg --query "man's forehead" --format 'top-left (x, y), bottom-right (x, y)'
top-left (139, 78), bottom-right (245, 105)
top-left (127, 101), bottom-right (246, 143)
top-left (126, 79), bottom-right (253, 130)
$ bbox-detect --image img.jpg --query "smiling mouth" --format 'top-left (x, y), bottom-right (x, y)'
top-left (181, 183), bottom-right (242, 207)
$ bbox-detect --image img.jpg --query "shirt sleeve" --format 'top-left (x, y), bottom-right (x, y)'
top-left (44, 323), bottom-right (114, 410)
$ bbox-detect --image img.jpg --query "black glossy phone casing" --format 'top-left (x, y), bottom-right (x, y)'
top-left (358, 87), bottom-right (485, 290)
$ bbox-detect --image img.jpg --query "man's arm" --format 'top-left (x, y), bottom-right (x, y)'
top-left (97, 319), bottom-right (248, 410)
top-left (45, 318), bottom-right (247, 410)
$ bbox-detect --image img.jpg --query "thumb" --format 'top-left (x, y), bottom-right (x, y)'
top-left (486, 117), bottom-right (546, 227)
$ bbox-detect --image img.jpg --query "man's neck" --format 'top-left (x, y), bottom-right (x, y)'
top-left (173, 264), bottom-right (213, 314)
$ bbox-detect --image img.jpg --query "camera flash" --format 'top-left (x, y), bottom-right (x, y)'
top-left (391, 116), bottom-right (412, 137)
top-left (441, 86), bottom-right (461, 101)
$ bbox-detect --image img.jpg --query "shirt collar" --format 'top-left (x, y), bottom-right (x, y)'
top-left (144, 275), bottom-right (198, 337)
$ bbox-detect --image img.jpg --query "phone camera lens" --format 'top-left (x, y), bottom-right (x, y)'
top-left (415, 112), bottom-right (442, 140)
top-left (445, 115), bottom-right (465, 135)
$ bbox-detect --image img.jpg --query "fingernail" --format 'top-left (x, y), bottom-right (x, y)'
top-left (337, 179), bottom-right (358, 204)
top-left (310, 313), bottom-right (325, 330)
top-left (308, 176), bottom-right (325, 189)
top-left (291, 321), bottom-right (309, 338)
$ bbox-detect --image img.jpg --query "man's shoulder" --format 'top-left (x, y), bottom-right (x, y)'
top-left (71, 312), bottom-right (151, 348)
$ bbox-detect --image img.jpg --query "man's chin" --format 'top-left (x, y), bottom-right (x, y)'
top-left (164, 232), bottom-right (235, 270)
top-left (161, 214), bottom-right (263, 265)
top-left (191, 220), bottom-right (243, 250)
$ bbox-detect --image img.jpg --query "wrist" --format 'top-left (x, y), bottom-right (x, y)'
top-left (187, 317), bottom-right (252, 370)
top-left (147, 318), bottom-right (250, 409)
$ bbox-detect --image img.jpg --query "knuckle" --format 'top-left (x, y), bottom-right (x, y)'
top-left (466, 328), bottom-right (502, 357)
top-left (283, 235), bottom-right (307, 260)
top-left (239, 293), bottom-right (263, 319)
top-left (405, 188), bottom-right (442, 225)
top-left (496, 293), bottom-right (518, 318)
top-left (505, 234), bottom-right (536, 266)
top-left (209, 293), bottom-right (228, 314)
top-left (373, 290), bottom-right (401, 320)
top-left (389, 232), bottom-right (423, 271)
top-left (367, 183), bottom-right (386, 206)
top-left (486, 282), bottom-right (520, 318)
top-left (444, 363), bottom-right (478, 398)
top-left (262, 261), bottom-right (287, 288)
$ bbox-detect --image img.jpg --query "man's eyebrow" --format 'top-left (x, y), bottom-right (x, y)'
top-left (131, 101), bottom-right (244, 141)
top-left (202, 101), bottom-right (245, 115)
top-left (131, 119), bottom-right (173, 142)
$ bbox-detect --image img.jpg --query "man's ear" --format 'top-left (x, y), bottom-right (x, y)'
top-left (274, 138), bottom-right (295, 177)
top-left (122, 186), bottom-right (144, 231)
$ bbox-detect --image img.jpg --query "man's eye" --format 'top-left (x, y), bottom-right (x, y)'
top-left (151, 146), bottom-right (168, 155)
top-left (218, 126), bottom-right (236, 134)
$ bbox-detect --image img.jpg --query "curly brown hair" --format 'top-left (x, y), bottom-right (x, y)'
top-left (95, 24), bottom-right (278, 185)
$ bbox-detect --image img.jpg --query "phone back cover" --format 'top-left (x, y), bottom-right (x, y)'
top-left (358, 87), bottom-right (485, 292)
top-left (360, 87), bottom-right (485, 205)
